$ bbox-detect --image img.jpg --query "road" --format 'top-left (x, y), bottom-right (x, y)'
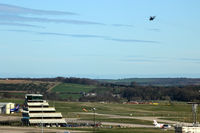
top-left (76, 112), bottom-right (193, 127)
top-left (0, 126), bottom-right (87, 133)
top-left (0, 112), bottom-right (193, 132)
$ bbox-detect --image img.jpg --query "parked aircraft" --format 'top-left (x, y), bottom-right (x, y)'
top-left (153, 120), bottom-right (171, 129)
top-left (10, 104), bottom-right (20, 112)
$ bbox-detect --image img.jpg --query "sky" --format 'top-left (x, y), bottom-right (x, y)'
top-left (0, 0), bottom-right (200, 79)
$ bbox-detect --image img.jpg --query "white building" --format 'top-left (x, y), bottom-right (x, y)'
top-left (21, 94), bottom-right (66, 127)
top-left (0, 102), bottom-right (15, 114)
top-left (175, 126), bottom-right (200, 133)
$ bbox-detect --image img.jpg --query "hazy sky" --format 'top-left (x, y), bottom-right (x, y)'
top-left (0, 0), bottom-right (200, 78)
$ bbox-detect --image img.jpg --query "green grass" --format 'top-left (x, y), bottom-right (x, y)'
top-left (0, 98), bottom-right (24, 104)
top-left (79, 114), bottom-right (153, 125)
top-left (59, 127), bottom-right (174, 133)
top-left (51, 83), bottom-right (96, 100)
top-left (49, 101), bottom-right (195, 122)
top-left (0, 99), bottom-right (195, 132)
top-left (94, 128), bottom-right (174, 133)
top-left (0, 99), bottom-right (194, 120)
top-left (51, 83), bottom-right (95, 93)
top-left (40, 127), bottom-right (174, 133)
top-left (123, 104), bottom-right (191, 113)
top-left (9, 92), bottom-right (26, 95)
top-left (59, 93), bottom-right (82, 100)
top-left (159, 116), bottom-right (194, 123)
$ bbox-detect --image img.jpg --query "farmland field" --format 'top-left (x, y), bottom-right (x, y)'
top-left (51, 83), bottom-right (95, 93)
top-left (51, 83), bottom-right (96, 100)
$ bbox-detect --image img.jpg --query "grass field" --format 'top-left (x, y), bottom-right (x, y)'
top-left (51, 83), bottom-right (95, 93)
top-left (94, 128), bottom-right (174, 133)
top-left (79, 114), bottom-right (153, 125)
top-left (0, 99), bottom-right (197, 132)
top-left (47, 101), bottom-right (196, 122)
top-left (62, 127), bottom-right (174, 133)
top-left (51, 83), bottom-right (96, 100)
top-left (0, 99), bottom-right (195, 120)
top-left (58, 93), bottom-right (82, 99)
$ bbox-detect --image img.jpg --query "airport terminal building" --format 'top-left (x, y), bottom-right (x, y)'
top-left (21, 94), bottom-right (66, 127)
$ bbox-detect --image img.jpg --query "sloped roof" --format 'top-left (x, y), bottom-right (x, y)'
top-left (29, 118), bottom-right (66, 124)
top-left (27, 102), bottom-right (49, 106)
top-left (28, 107), bottom-right (55, 112)
top-left (29, 113), bottom-right (62, 117)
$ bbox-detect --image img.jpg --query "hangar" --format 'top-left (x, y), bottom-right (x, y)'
top-left (0, 102), bottom-right (15, 114)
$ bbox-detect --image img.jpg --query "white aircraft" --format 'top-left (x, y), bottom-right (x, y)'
top-left (153, 120), bottom-right (171, 129)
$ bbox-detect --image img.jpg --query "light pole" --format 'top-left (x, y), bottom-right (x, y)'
top-left (188, 102), bottom-right (200, 127)
top-left (41, 103), bottom-right (43, 133)
top-left (92, 108), bottom-right (96, 133)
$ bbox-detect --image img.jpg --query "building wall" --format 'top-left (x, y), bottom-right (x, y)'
top-left (0, 107), bottom-right (2, 114)
top-left (175, 126), bottom-right (200, 133)
top-left (5, 103), bottom-right (14, 114)
top-left (0, 103), bottom-right (15, 114)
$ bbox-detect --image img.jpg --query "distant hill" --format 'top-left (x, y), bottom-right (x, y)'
top-left (1, 78), bottom-right (200, 102)
top-left (97, 78), bottom-right (200, 86)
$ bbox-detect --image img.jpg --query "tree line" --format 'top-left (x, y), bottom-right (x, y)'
top-left (120, 84), bottom-right (200, 102)
top-left (1, 78), bottom-right (200, 102)
top-left (2, 77), bottom-right (99, 85)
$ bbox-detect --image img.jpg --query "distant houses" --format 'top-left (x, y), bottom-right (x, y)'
top-left (85, 93), bottom-right (97, 97)
top-left (123, 101), bottom-right (159, 105)
top-left (81, 92), bottom-right (97, 97)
